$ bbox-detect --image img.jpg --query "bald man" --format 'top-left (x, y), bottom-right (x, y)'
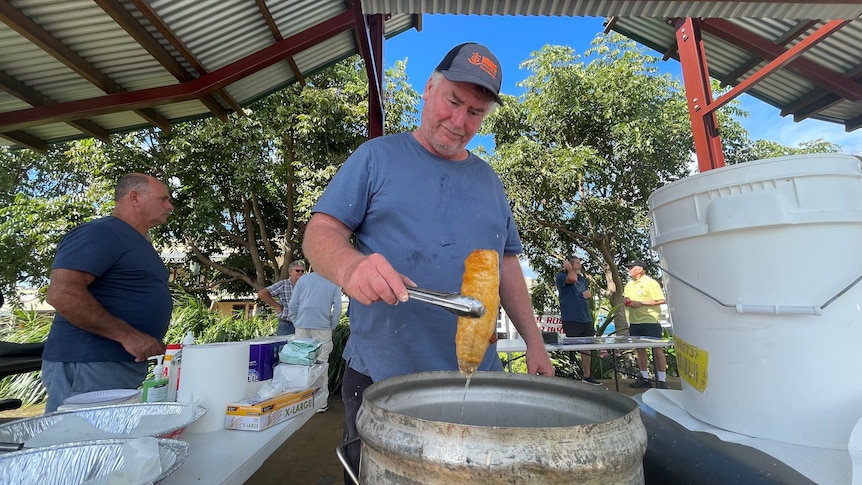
top-left (42, 173), bottom-right (174, 412)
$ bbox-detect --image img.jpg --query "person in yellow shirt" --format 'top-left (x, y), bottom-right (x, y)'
top-left (623, 260), bottom-right (668, 389)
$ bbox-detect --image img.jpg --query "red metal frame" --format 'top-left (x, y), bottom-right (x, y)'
top-left (675, 17), bottom-right (853, 173)
top-left (675, 17), bottom-right (725, 172)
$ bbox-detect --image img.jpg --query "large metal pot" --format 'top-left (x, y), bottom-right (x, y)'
top-left (352, 371), bottom-right (647, 484)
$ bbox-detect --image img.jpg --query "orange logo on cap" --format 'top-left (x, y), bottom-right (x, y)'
top-left (467, 52), bottom-right (498, 80)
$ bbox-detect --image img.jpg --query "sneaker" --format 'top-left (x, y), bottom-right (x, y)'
top-left (316, 404), bottom-right (329, 414)
top-left (582, 376), bottom-right (602, 386)
top-left (629, 377), bottom-right (653, 389)
top-left (658, 381), bottom-right (670, 389)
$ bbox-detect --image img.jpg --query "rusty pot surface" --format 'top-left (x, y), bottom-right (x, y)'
top-left (356, 371), bottom-right (647, 485)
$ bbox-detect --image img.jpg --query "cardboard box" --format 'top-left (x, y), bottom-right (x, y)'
top-left (225, 388), bottom-right (314, 431)
top-left (247, 336), bottom-right (290, 382)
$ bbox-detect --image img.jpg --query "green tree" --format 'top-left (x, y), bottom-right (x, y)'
top-left (0, 56), bottom-right (419, 300)
top-left (0, 142), bottom-right (116, 299)
top-left (485, 35), bottom-right (694, 330)
top-left (742, 138), bottom-right (841, 161)
top-left (712, 81), bottom-right (841, 164)
top-left (147, 57), bottom-right (418, 294)
top-left (486, 36), bottom-right (841, 328)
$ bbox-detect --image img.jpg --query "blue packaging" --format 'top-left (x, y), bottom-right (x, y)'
top-left (247, 336), bottom-right (290, 382)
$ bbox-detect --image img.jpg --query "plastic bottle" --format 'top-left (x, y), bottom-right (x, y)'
top-left (183, 331), bottom-right (196, 346)
top-left (172, 333), bottom-right (195, 401)
top-left (141, 355), bottom-right (168, 402)
top-left (164, 343), bottom-right (182, 401)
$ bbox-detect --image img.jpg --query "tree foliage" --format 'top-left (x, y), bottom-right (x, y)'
top-left (148, 58), bottom-right (418, 294)
top-left (0, 57), bottom-right (418, 301)
top-left (485, 35), bottom-right (841, 326)
top-left (0, 142), bottom-right (117, 299)
top-left (485, 35), bottom-right (694, 327)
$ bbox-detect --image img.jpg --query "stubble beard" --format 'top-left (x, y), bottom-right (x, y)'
top-left (428, 125), bottom-right (467, 159)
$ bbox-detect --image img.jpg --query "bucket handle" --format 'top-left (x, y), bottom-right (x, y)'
top-left (660, 266), bottom-right (862, 316)
top-left (336, 436), bottom-right (361, 485)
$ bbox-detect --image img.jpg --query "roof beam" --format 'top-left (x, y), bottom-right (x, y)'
top-left (698, 18), bottom-right (860, 102)
top-left (254, 0), bottom-right (304, 85)
top-left (0, 0), bottom-right (169, 130)
top-left (0, 70), bottom-right (110, 143)
top-left (699, 18), bottom-right (850, 116)
top-left (96, 0), bottom-right (229, 122)
top-left (350, 0), bottom-right (385, 138)
top-left (783, 63), bottom-right (862, 121)
top-left (127, 0), bottom-right (244, 114)
top-left (0, 130), bottom-right (47, 152)
top-left (719, 19), bottom-right (819, 87)
top-left (0, 11), bottom-right (357, 131)
top-left (676, 17), bottom-right (725, 171)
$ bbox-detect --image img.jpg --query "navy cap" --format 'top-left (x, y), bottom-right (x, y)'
top-left (626, 260), bottom-right (648, 269)
top-left (435, 42), bottom-right (504, 105)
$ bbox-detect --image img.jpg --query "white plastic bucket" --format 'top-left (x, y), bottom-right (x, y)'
top-left (649, 153), bottom-right (862, 449)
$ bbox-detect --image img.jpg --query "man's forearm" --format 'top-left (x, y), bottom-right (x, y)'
top-left (49, 287), bottom-right (138, 342)
top-left (257, 290), bottom-right (279, 309)
top-left (303, 213), bottom-right (363, 287)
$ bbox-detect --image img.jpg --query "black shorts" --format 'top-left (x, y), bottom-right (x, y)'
top-left (562, 321), bottom-right (595, 338)
top-left (629, 323), bottom-right (662, 338)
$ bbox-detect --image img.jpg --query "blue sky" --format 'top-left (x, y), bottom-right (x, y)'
top-left (384, 15), bottom-right (860, 155)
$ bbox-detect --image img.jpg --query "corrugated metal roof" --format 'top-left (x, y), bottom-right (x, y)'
top-left (1, 0), bottom-right (859, 151)
top-left (0, 0), bottom-right (420, 150)
top-left (361, 1), bottom-right (862, 20)
top-left (608, 16), bottom-right (862, 129)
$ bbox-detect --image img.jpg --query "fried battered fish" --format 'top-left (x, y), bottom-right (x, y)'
top-left (456, 249), bottom-right (500, 377)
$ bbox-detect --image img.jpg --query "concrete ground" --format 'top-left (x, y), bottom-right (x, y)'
top-left (243, 376), bottom-right (679, 485)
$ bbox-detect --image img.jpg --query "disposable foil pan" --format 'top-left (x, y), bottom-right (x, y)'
top-left (0, 438), bottom-right (188, 484)
top-left (0, 402), bottom-right (207, 445)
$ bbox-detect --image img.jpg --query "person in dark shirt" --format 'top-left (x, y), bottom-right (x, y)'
top-left (555, 255), bottom-right (600, 385)
top-left (41, 173), bottom-right (174, 412)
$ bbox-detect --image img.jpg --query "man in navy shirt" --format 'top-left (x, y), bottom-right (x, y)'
top-left (556, 255), bottom-right (599, 385)
top-left (42, 173), bottom-right (173, 412)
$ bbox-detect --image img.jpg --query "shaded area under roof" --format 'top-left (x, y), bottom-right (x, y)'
top-left (0, 0), bottom-right (419, 151)
top-left (1, 0), bottom-right (859, 152)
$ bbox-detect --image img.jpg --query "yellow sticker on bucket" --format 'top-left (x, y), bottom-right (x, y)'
top-left (675, 337), bottom-right (708, 392)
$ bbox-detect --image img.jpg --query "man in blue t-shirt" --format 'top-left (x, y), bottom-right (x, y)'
top-left (555, 255), bottom-right (599, 385)
top-left (41, 173), bottom-right (174, 412)
top-left (303, 42), bottom-right (554, 479)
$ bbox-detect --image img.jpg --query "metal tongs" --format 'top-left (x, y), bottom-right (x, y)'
top-left (406, 287), bottom-right (486, 318)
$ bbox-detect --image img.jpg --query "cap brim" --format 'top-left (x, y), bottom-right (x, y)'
top-left (440, 70), bottom-right (504, 106)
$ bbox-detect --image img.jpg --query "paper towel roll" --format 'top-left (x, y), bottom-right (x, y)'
top-left (178, 341), bottom-right (251, 433)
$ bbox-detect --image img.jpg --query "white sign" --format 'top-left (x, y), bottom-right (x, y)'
top-left (535, 315), bottom-right (563, 334)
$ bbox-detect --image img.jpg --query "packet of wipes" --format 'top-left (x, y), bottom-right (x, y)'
top-left (278, 338), bottom-right (321, 366)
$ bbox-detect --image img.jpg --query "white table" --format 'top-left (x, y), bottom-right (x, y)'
top-left (161, 391), bottom-right (327, 485)
top-left (496, 336), bottom-right (674, 391)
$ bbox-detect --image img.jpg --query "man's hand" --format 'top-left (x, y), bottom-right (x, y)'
top-left (342, 253), bottom-right (415, 306)
top-left (526, 346), bottom-right (555, 376)
top-left (305, 214), bottom-right (414, 306)
top-left (120, 331), bottom-right (167, 362)
top-left (48, 268), bottom-right (165, 361)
